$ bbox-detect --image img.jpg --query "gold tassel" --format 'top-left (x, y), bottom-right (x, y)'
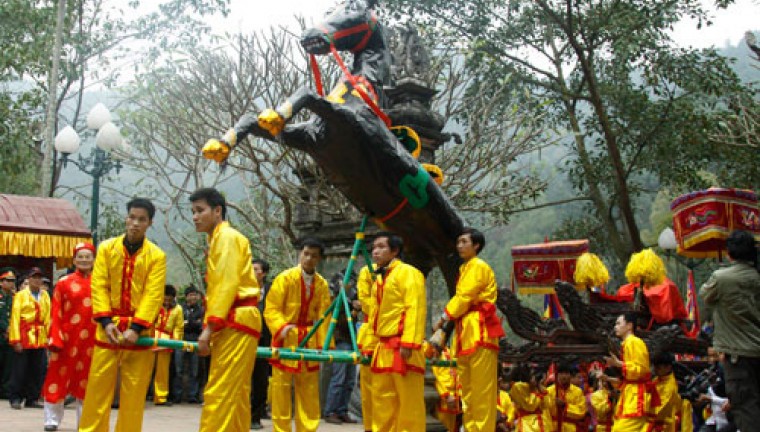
top-left (625, 248), bottom-right (666, 288)
top-left (574, 252), bottom-right (610, 288)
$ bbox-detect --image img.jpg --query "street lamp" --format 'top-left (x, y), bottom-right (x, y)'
top-left (55, 103), bottom-right (124, 244)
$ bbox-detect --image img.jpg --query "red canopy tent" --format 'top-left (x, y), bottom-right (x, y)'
top-left (511, 239), bottom-right (589, 294)
top-left (671, 188), bottom-right (760, 258)
top-left (0, 194), bottom-right (91, 278)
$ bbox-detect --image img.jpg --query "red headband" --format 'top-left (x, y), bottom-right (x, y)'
top-left (0, 271), bottom-right (14, 280)
top-left (73, 242), bottom-right (96, 257)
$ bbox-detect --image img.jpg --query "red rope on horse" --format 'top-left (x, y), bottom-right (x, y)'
top-left (377, 198), bottom-right (408, 223)
top-left (329, 45), bottom-right (392, 127)
top-left (310, 54), bottom-right (324, 97)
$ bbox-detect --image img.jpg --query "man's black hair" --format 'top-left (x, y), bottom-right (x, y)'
top-left (127, 197), bottom-right (156, 220)
top-left (621, 311), bottom-right (637, 326)
top-left (189, 187), bottom-right (227, 220)
top-left (556, 361), bottom-right (577, 374)
top-left (374, 231), bottom-right (404, 255)
top-left (165, 284), bottom-right (177, 297)
top-left (184, 284), bottom-right (199, 295)
top-left (461, 227), bottom-right (486, 254)
top-left (726, 230), bottom-right (757, 264)
top-left (300, 237), bottom-right (325, 256)
top-left (653, 351), bottom-right (675, 366)
top-left (253, 258), bottom-right (270, 274)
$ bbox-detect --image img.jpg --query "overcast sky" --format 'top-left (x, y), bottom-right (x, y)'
top-left (214, 0), bottom-right (757, 49)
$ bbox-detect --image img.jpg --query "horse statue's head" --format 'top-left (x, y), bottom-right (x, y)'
top-left (301, 0), bottom-right (379, 55)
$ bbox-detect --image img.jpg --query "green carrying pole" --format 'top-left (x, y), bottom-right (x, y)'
top-left (134, 215), bottom-right (463, 369)
top-left (135, 337), bottom-right (456, 366)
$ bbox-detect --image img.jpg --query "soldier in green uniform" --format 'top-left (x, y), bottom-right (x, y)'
top-left (0, 267), bottom-right (17, 399)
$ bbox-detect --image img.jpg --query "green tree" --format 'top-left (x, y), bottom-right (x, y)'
top-left (383, 0), bottom-right (750, 265)
top-left (0, 0), bottom-right (231, 196)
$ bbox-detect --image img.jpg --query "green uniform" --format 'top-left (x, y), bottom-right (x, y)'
top-left (0, 289), bottom-right (13, 398)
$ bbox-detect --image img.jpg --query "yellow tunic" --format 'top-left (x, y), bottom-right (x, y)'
top-left (544, 384), bottom-right (587, 432)
top-left (90, 234), bottom-right (166, 337)
top-left (8, 287), bottom-right (50, 349)
top-left (497, 389), bottom-right (516, 425)
top-left (590, 389), bottom-right (614, 432)
top-left (677, 400), bottom-right (692, 432)
top-left (443, 257), bottom-right (503, 356)
top-left (370, 258), bottom-right (427, 432)
top-left (154, 304), bottom-right (184, 342)
top-left (357, 264), bottom-right (378, 431)
top-left (200, 220), bottom-right (261, 432)
top-left (265, 265), bottom-right (330, 372)
top-left (205, 221), bottom-right (261, 335)
top-left (357, 264), bottom-right (378, 355)
top-left (153, 304), bottom-right (184, 404)
top-left (612, 334), bottom-right (652, 432)
top-left (370, 259), bottom-right (427, 374)
top-left (648, 373), bottom-right (681, 432)
top-left (510, 382), bottom-right (550, 432)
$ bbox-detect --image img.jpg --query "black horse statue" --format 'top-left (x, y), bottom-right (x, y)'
top-left (203, 0), bottom-right (465, 291)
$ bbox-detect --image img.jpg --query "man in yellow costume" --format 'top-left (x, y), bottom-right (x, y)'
top-left (190, 187), bottom-right (261, 432)
top-left (432, 227), bottom-right (505, 431)
top-left (356, 263), bottom-right (377, 432)
top-left (496, 373), bottom-right (515, 431)
top-left (647, 353), bottom-right (681, 432)
top-left (8, 267), bottom-right (50, 409)
top-left (265, 238), bottom-right (331, 432)
top-left (431, 344), bottom-right (461, 432)
top-left (602, 312), bottom-right (656, 432)
top-left (151, 284), bottom-right (183, 406)
top-left (589, 372), bottom-right (616, 432)
top-left (79, 198), bottom-right (167, 432)
top-left (544, 362), bottom-right (587, 432)
top-left (369, 232), bottom-right (427, 432)
top-left (508, 365), bottom-right (549, 432)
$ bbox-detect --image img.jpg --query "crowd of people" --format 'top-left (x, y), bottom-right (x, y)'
top-left (0, 188), bottom-right (758, 432)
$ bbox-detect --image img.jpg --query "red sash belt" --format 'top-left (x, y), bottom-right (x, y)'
top-left (618, 377), bottom-right (661, 416)
top-left (379, 336), bottom-right (406, 373)
top-left (19, 320), bottom-right (43, 346)
top-left (517, 408), bottom-right (545, 432)
top-left (232, 297), bottom-right (258, 308)
top-left (470, 302), bottom-right (505, 338)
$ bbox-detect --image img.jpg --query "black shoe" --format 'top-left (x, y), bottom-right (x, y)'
top-left (10, 400), bottom-right (21, 409)
top-left (25, 401), bottom-right (43, 409)
top-left (44, 426), bottom-right (58, 431)
top-left (325, 414), bottom-right (343, 425)
top-left (155, 401), bottom-right (173, 406)
top-left (250, 421), bottom-right (263, 430)
top-left (187, 398), bottom-right (199, 404)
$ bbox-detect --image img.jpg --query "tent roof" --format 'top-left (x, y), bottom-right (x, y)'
top-left (0, 194), bottom-right (90, 237)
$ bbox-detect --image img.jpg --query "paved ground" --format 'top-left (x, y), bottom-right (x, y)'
top-left (1, 401), bottom-right (365, 432)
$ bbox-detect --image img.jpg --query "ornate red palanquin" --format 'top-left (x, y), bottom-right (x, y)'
top-left (511, 240), bottom-right (589, 294)
top-left (671, 188), bottom-right (760, 258)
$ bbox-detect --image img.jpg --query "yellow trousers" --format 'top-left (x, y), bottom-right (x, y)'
top-left (153, 351), bottom-right (171, 404)
top-left (371, 371), bottom-right (425, 432)
top-left (360, 364), bottom-right (373, 431)
top-left (612, 418), bottom-right (649, 432)
top-left (79, 346), bottom-right (155, 432)
top-left (437, 410), bottom-right (458, 432)
top-left (199, 327), bottom-right (258, 432)
top-left (458, 347), bottom-right (497, 432)
top-left (271, 366), bottom-right (320, 432)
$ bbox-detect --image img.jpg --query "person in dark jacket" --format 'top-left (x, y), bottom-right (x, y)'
top-left (250, 258), bottom-right (272, 430)
top-left (173, 285), bottom-right (205, 403)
